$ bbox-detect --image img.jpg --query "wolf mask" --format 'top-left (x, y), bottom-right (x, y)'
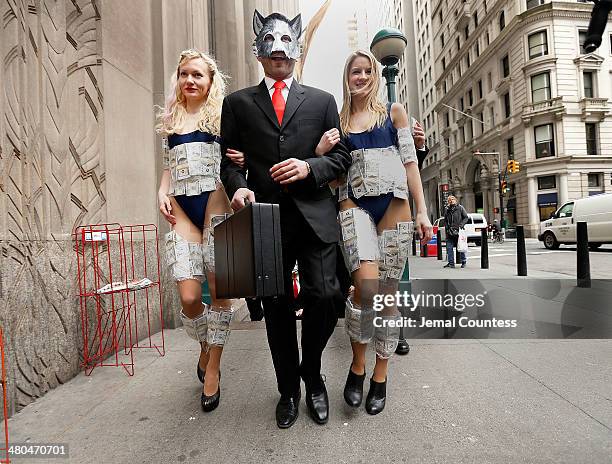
top-left (252, 10), bottom-right (302, 60)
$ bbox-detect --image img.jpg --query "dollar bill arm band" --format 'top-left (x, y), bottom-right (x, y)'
top-left (396, 127), bottom-right (419, 165)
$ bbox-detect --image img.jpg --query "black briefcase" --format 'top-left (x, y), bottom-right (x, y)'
top-left (214, 202), bottom-right (284, 298)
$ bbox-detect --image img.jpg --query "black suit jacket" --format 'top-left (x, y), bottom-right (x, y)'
top-left (220, 79), bottom-right (351, 243)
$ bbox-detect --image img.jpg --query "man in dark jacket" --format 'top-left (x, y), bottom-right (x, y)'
top-left (443, 195), bottom-right (469, 268)
top-left (220, 10), bottom-right (351, 429)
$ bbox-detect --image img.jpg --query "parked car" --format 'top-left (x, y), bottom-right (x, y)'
top-left (538, 193), bottom-right (612, 250)
top-left (433, 213), bottom-right (488, 247)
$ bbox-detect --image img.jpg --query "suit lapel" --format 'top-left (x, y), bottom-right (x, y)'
top-left (281, 80), bottom-right (306, 131)
top-left (253, 79), bottom-right (280, 129)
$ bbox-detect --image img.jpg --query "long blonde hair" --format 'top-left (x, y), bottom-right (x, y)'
top-left (339, 50), bottom-right (388, 135)
top-left (156, 49), bottom-right (227, 136)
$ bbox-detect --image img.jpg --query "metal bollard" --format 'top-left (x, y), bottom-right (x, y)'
top-left (577, 221), bottom-right (591, 288)
top-left (412, 231), bottom-right (417, 256)
top-left (437, 230), bottom-right (443, 260)
top-left (423, 240), bottom-right (429, 257)
top-left (481, 228), bottom-right (489, 269)
top-left (516, 225), bottom-right (527, 276)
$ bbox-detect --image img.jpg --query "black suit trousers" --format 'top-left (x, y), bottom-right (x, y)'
top-left (262, 195), bottom-right (342, 397)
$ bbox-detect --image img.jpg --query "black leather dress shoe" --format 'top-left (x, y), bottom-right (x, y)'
top-left (201, 371), bottom-right (220, 413)
top-left (305, 376), bottom-right (329, 424)
top-left (395, 339), bottom-right (410, 355)
top-left (343, 366), bottom-right (366, 407)
top-left (276, 394), bottom-right (300, 429)
top-left (365, 377), bottom-right (387, 415)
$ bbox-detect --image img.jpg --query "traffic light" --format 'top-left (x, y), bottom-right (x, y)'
top-left (501, 180), bottom-right (508, 194)
top-left (507, 160), bottom-right (521, 174)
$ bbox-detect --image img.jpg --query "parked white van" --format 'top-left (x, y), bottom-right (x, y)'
top-left (538, 193), bottom-right (612, 250)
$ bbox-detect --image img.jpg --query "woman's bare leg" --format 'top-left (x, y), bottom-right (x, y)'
top-left (169, 197), bottom-right (210, 376)
top-left (372, 198), bottom-right (412, 382)
top-left (201, 185), bottom-right (234, 397)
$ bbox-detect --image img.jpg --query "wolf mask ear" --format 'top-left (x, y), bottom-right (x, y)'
top-left (289, 14), bottom-right (302, 40)
top-left (253, 9), bottom-right (265, 35)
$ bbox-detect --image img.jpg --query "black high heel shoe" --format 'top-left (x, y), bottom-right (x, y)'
top-left (343, 365), bottom-right (366, 407)
top-left (201, 371), bottom-right (221, 412)
top-left (365, 377), bottom-right (387, 415)
top-left (197, 361), bottom-right (205, 384)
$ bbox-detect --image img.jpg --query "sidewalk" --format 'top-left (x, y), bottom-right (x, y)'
top-left (7, 324), bottom-right (612, 463)
top-left (410, 241), bottom-right (571, 279)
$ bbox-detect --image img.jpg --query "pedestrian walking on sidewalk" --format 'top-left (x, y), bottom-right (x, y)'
top-left (443, 195), bottom-right (468, 268)
top-left (157, 50), bottom-right (238, 413)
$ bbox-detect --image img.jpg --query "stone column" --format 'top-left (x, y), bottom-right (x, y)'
top-left (527, 176), bottom-right (539, 236)
top-left (559, 173), bottom-right (568, 205)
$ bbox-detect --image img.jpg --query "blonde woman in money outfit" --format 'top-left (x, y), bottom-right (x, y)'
top-left (157, 49), bottom-right (235, 412)
top-left (317, 50), bottom-right (433, 415)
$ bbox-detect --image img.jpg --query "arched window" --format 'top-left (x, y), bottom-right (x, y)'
top-left (499, 11), bottom-right (506, 31)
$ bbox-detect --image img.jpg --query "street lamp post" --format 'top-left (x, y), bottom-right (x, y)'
top-left (370, 28), bottom-right (407, 102)
top-left (370, 28), bottom-right (410, 355)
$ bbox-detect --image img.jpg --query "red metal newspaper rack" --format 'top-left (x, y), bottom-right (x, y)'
top-left (0, 328), bottom-right (9, 464)
top-left (73, 223), bottom-right (164, 376)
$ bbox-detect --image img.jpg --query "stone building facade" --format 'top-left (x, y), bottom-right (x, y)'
top-left (431, 0), bottom-right (612, 236)
top-left (0, 0), bottom-right (297, 416)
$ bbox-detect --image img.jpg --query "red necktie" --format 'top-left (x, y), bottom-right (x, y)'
top-left (272, 80), bottom-right (286, 124)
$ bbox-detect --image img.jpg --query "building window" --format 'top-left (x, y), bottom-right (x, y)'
top-left (474, 11), bottom-right (478, 28)
top-left (579, 29), bottom-right (587, 54)
top-left (478, 79), bottom-right (483, 99)
top-left (468, 88), bottom-right (473, 106)
top-left (528, 30), bottom-right (548, 59)
top-left (527, 0), bottom-right (546, 9)
top-left (537, 175), bottom-right (556, 190)
top-left (503, 92), bottom-right (511, 118)
top-left (466, 52), bottom-right (471, 67)
top-left (535, 124), bottom-right (555, 158)
top-left (441, 32), bottom-right (445, 47)
top-left (442, 57), bottom-right (446, 70)
top-left (531, 72), bottom-right (551, 103)
top-left (588, 173), bottom-right (602, 188)
top-left (459, 97), bottom-right (464, 111)
top-left (501, 54), bottom-right (510, 78)
top-left (499, 11), bottom-right (506, 31)
top-left (464, 25), bottom-right (469, 40)
top-left (445, 112), bottom-right (450, 127)
top-left (583, 71), bottom-right (594, 98)
top-left (586, 123), bottom-right (598, 155)
top-left (478, 113), bottom-right (484, 133)
top-left (475, 40), bottom-right (480, 56)
top-left (507, 137), bottom-right (515, 160)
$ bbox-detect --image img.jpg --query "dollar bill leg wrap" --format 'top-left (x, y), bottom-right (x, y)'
top-left (375, 221), bottom-right (413, 357)
top-left (338, 207), bottom-right (380, 273)
top-left (344, 297), bottom-right (375, 344)
top-left (180, 304), bottom-right (209, 343)
top-left (378, 221), bottom-right (414, 281)
top-left (165, 230), bottom-right (205, 282)
top-left (202, 213), bottom-right (231, 274)
top-left (206, 307), bottom-right (235, 347)
top-left (374, 313), bottom-right (401, 359)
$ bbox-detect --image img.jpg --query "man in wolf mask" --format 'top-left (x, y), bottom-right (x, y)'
top-left (221, 10), bottom-right (351, 428)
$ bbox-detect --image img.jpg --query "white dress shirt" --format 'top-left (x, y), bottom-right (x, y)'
top-left (264, 76), bottom-right (293, 102)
